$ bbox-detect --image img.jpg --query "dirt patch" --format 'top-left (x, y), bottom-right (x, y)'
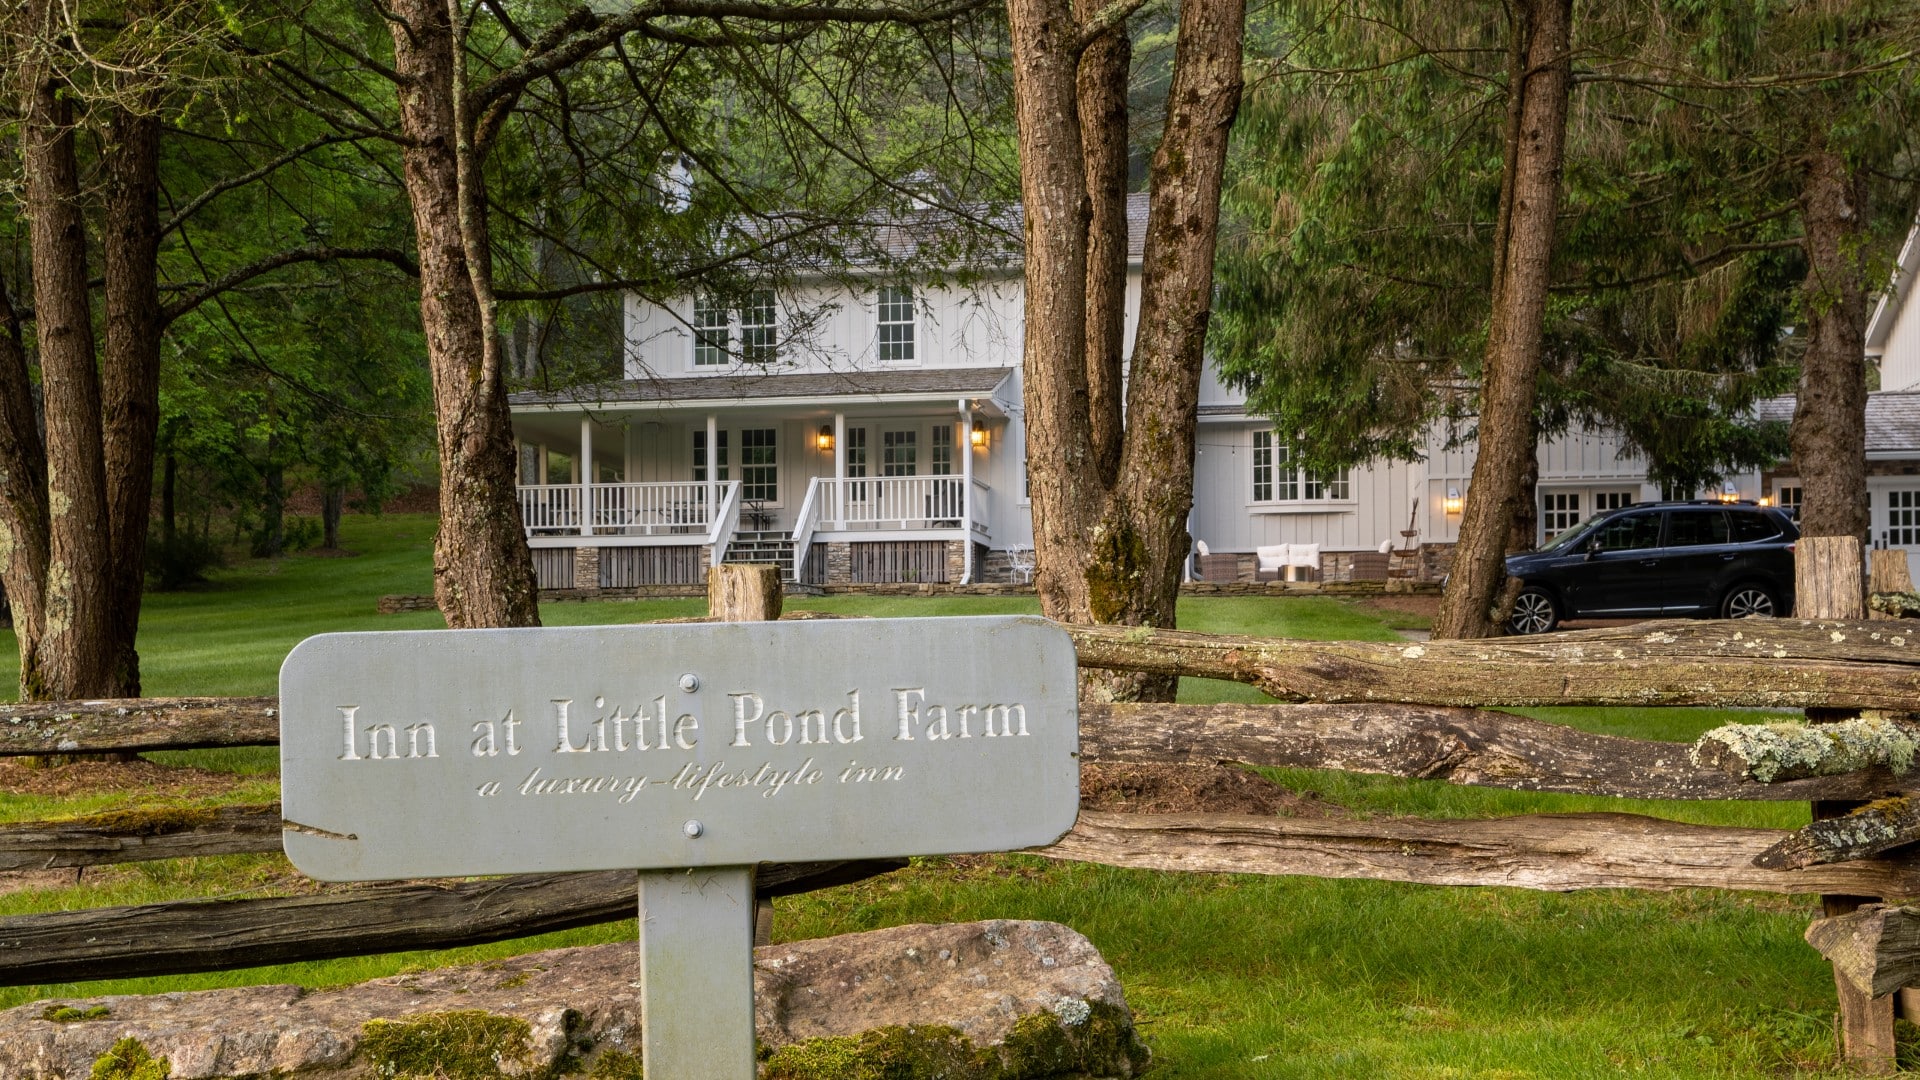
top-left (0, 759), bottom-right (251, 800)
top-left (1080, 762), bottom-right (1335, 817)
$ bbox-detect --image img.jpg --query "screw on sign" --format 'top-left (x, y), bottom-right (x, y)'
top-left (280, 616), bottom-right (1079, 1078)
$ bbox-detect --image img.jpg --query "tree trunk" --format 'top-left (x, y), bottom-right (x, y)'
top-left (1077, 2), bottom-right (1130, 490)
top-left (100, 105), bottom-right (164, 695)
top-left (0, 269), bottom-right (50, 700)
top-left (1010, 0), bottom-right (1243, 702)
top-left (1791, 149), bottom-right (1871, 546)
top-left (1508, 428), bottom-right (1539, 553)
top-left (321, 484), bottom-right (344, 550)
top-left (161, 450), bottom-right (177, 548)
top-left (388, 0), bottom-right (540, 629)
top-left (1434, 0), bottom-right (1572, 639)
top-left (20, 1), bottom-right (117, 700)
top-left (259, 449), bottom-right (285, 558)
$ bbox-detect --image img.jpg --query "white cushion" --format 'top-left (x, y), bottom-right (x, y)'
top-left (1255, 544), bottom-right (1288, 571)
top-left (1378, 539), bottom-right (1393, 554)
top-left (1196, 540), bottom-right (1210, 556)
top-left (1287, 543), bottom-right (1321, 568)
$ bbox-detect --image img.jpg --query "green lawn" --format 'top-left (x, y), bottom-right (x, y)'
top-left (0, 514), bottom-right (1858, 1076)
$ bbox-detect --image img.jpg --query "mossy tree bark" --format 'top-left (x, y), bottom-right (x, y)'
top-left (1009, 0), bottom-right (1244, 700)
top-left (4, 6), bottom-right (166, 704)
top-left (1433, 0), bottom-right (1572, 640)
top-left (17, 1), bottom-right (119, 700)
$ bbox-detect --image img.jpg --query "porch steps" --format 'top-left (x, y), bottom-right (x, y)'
top-left (723, 530), bottom-right (797, 580)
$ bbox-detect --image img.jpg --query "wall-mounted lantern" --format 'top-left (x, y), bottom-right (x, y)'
top-left (816, 425), bottom-right (834, 452)
top-left (970, 425), bottom-right (988, 450)
top-left (1444, 487), bottom-right (1463, 516)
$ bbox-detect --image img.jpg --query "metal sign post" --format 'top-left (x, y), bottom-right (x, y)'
top-left (280, 616), bottom-right (1078, 1079)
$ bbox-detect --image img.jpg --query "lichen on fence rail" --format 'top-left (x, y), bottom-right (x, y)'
top-left (1689, 717), bottom-right (1920, 783)
top-left (1066, 618), bottom-right (1920, 709)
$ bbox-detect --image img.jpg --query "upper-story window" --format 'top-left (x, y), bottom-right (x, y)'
top-left (1252, 431), bottom-right (1350, 503)
top-left (693, 289), bottom-right (778, 367)
top-left (740, 290), bottom-right (777, 364)
top-left (876, 286), bottom-right (915, 362)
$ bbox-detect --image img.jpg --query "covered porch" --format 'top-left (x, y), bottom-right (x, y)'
top-left (507, 367), bottom-right (1014, 586)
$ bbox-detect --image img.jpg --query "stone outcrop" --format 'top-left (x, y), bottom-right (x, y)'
top-left (0, 919), bottom-right (1146, 1079)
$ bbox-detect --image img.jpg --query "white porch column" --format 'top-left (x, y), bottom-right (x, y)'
top-left (959, 400), bottom-right (974, 584)
top-left (579, 415), bottom-right (594, 537)
top-left (706, 413), bottom-right (718, 525)
top-left (833, 412), bottom-right (846, 528)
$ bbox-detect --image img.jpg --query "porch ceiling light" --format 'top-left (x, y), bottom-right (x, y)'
top-left (1444, 487), bottom-right (1462, 515)
top-left (816, 425), bottom-right (834, 451)
top-left (970, 425), bottom-right (988, 449)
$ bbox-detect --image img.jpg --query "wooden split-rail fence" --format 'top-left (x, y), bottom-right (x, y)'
top-left (3, 588), bottom-right (1920, 1066)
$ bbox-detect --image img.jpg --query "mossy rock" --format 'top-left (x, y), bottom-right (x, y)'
top-left (43, 1003), bottom-right (110, 1023)
top-left (360, 1010), bottom-right (538, 1080)
top-left (90, 1038), bottom-right (169, 1080)
top-left (762, 1002), bottom-right (1147, 1080)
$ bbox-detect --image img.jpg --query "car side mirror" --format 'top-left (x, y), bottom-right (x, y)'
top-left (1583, 538), bottom-right (1601, 559)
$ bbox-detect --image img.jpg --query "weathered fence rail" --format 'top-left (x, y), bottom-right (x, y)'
top-left (1067, 619), bottom-right (1920, 709)
top-left (0, 697), bottom-right (277, 755)
top-left (0, 858), bottom-right (898, 986)
top-left (1084, 702), bottom-right (1915, 801)
top-left (1046, 810), bottom-right (1920, 895)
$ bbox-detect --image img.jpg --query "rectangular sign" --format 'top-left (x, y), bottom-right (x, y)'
top-left (279, 616), bottom-right (1078, 880)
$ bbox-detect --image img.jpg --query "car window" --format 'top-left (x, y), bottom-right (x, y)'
top-left (1729, 510), bottom-right (1784, 543)
top-left (1667, 510), bottom-right (1730, 546)
top-left (1590, 512), bottom-right (1662, 551)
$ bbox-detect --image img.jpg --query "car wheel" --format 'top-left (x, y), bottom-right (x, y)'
top-left (1508, 588), bottom-right (1559, 635)
top-left (1721, 583), bottom-right (1778, 619)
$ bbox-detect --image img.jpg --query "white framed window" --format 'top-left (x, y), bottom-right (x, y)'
top-left (1888, 489), bottom-right (1920, 546)
top-left (882, 430), bottom-right (918, 476)
top-left (1542, 492), bottom-right (1582, 540)
top-left (692, 289), bottom-right (778, 366)
top-left (740, 428), bottom-right (778, 501)
top-left (692, 430), bottom-right (729, 481)
top-left (876, 285), bottom-right (915, 362)
top-left (931, 425), bottom-right (953, 475)
top-left (1775, 484), bottom-right (1803, 521)
top-left (739, 290), bottom-right (777, 363)
top-left (1252, 431), bottom-right (1350, 503)
top-left (1539, 487), bottom-right (1637, 544)
top-left (693, 295), bottom-right (729, 367)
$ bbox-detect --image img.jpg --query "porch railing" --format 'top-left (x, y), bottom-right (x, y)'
top-left (518, 481), bottom-right (738, 538)
top-left (814, 475), bottom-right (968, 531)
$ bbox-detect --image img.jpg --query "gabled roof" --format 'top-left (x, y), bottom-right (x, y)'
top-left (732, 192), bottom-right (1151, 270)
top-left (1867, 216), bottom-right (1920, 354)
top-left (1754, 391), bottom-right (1920, 454)
top-left (510, 366), bottom-right (1015, 411)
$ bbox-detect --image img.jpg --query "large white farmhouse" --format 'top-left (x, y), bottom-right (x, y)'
top-left (508, 198), bottom-right (1920, 589)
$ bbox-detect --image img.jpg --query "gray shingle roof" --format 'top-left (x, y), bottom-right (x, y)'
top-left (511, 366), bottom-right (1014, 409)
top-left (1754, 391), bottom-right (1920, 454)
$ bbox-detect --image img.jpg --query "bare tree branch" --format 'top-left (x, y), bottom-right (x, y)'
top-left (159, 246), bottom-right (419, 325)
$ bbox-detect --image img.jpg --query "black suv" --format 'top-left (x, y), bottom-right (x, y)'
top-left (1505, 501), bottom-right (1798, 634)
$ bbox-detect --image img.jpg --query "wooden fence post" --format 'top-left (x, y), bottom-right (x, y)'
top-left (1870, 548), bottom-right (1915, 599)
top-left (708, 563), bottom-right (784, 945)
top-left (1798, 535), bottom-right (1895, 1072)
